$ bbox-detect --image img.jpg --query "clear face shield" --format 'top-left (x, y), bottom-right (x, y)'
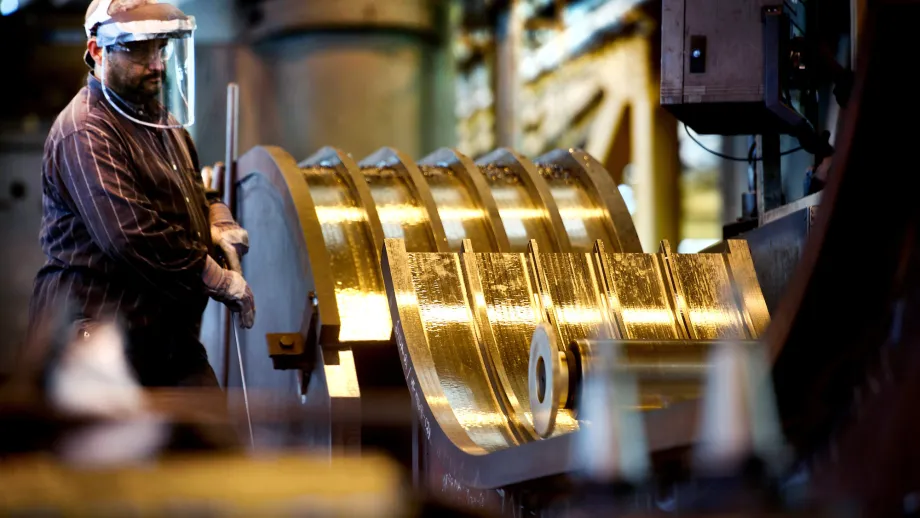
top-left (95, 18), bottom-right (195, 129)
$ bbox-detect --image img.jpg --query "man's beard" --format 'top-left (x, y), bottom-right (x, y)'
top-left (137, 71), bottom-right (165, 98)
top-left (107, 69), bottom-right (165, 105)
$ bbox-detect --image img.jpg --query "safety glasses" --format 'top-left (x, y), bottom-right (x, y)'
top-left (107, 40), bottom-right (174, 65)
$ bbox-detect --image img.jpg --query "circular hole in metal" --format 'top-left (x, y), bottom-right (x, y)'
top-left (537, 356), bottom-right (546, 404)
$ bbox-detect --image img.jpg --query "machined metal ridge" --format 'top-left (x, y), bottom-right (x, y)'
top-left (360, 147), bottom-right (450, 253)
top-left (476, 148), bottom-right (572, 252)
top-left (418, 148), bottom-right (512, 253)
top-left (535, 148), bottom-right (642, 253)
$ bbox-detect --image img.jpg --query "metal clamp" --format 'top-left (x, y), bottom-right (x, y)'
top-left (265, 332), bottom-right (313, 370)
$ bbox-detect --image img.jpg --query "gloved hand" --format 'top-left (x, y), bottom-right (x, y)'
top-left (203, 256), bottom-right (255, 328)
top-left (209, 202), bottom-right (249, 274)
top-left (201, 163), bottom-right (216, 190)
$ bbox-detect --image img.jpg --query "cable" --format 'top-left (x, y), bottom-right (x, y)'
top-left (683, 124), bottom-right (803, 162)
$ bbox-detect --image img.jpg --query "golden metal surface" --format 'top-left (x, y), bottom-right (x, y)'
top-left (662, 241), bottom-right (749, 340)
top-left (476, 149), bottom-right (568, 252)
top-left (301, 162), bottom-right (392, 343)
top-left (540, 170), bottom-right (612, 252)
top-left (358, 147), bottom-right (449, 253)
top-left (383, 237), bottom-right (770, 448)
top-left (536, 147), bottom-right (644, 253)
top-left (466, 248), bottom-right (544, 439)
top-left (383, 240), bottom-right (497, 456)
top-left (573, 339), bottom-right (713, 413)
top-left (406, 252), bottom-right (517, 450)
top-left (725, 240), bottom-right (772, 338)
top-left (419, 148), bottom-right (513, 252)
top-left (418, 164), bottom-right (496, 252)
top-left (361, 166), bottom-right (439, 250)
top-left (0, 454), bottom-right (407, 516)
top-left (326, 349), bottom-right (362, 399)
top-left (531, 242), bottom-right (612, 346)
top-left (599, 250), bottom-right (685, 340)
top-left (229, 146), bottom-right (637, 350)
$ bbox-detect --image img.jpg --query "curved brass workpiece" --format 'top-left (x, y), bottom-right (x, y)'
top-left (417, 148), bottom-right (512, 252)
top-left (534, 148), bottom-right (641, 253)
top-left (359, 147), bottom-right (451, 253)
top-left (300, 147), bottom-right (390, 343)
top-left (381, 236), bottom-right (770, 487)
top-left (475, 148), bottom-right (573, 252)
top-left (210, 145), bottom-right (645, 453)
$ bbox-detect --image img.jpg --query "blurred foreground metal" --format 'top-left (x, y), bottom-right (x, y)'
top-left (0, 453), bottom-right (409, 517)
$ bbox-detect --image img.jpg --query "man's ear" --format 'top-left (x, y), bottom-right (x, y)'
top-left (88, 38), bottom-right (103, 64)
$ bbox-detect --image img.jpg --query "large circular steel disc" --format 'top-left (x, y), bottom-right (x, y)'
top-left (203, 147), bottom-right (332, 451)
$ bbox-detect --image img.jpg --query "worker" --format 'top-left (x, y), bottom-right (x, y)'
top-left (26, 0), bottom-right (255, 388)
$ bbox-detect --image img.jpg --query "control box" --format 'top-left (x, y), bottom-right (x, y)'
top-left (660, 0), bottom-right (806, 135)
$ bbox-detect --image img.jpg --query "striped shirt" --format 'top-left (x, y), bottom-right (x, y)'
top-left (29, 73), bottom-right (218, 338)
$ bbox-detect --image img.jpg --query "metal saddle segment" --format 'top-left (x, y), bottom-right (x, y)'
top-left (381, 235), bottom-right (769, 488)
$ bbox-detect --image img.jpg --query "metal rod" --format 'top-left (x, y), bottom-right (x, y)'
top-left (232, 313), bottom-right (255, 448)
top-left (220, 83), bottom-right (240, 389)
top-left (224, 83), bottom-right (239, 213)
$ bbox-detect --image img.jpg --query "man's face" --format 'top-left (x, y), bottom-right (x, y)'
top-left (102, 39), bottom-right (169, 102)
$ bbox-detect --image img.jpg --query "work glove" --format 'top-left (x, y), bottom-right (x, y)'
top-left (201, 163), bottom-right (216, 190)
top-left (201, 161), bottom-right (225, 190)
top-left (209, 202), bottom-right (249, 275)
top-left (203, 256), bottom-right (255, 328)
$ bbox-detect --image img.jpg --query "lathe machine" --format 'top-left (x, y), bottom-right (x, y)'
top-left (192, 0), bottom-right (920, 515)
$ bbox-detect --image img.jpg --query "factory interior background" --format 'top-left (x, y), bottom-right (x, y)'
top-left (5, 0), bottom-right (915, 516)
top-left (0, 0), bottom-right (844, 372)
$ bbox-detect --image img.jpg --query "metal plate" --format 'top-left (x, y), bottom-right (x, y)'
top-left (599, 252), bottom-right (685, 340)
top-left (232, 146), bottom-right (324, 449)
top-left (662, 241), bottom-right (750, 340)
top-left (405, 252), bottom-right (518, 451)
